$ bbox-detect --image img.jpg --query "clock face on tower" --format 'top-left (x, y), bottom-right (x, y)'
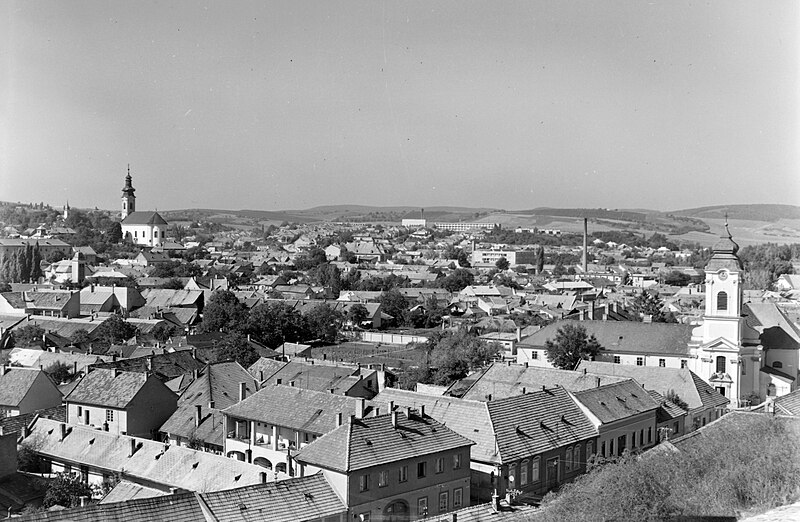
top-left (718, 270), bottom-right (728, 281)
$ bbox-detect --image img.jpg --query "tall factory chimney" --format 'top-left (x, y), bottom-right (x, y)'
top-left (582, 217), bottom-right (588, 274)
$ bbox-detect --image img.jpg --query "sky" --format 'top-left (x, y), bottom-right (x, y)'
top-left (1, 1), bottom-right (798, 212)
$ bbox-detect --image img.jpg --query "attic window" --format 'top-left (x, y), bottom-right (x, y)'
top-left (234, 474), bottom-right (242, 481)
top-left (89, 438), bottom-right (95, 445)
top-left (192, 462), bottom-right (199, 469)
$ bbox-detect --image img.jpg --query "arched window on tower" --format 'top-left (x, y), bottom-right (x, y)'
top-left (716, 356), bottom-right (726, 374)
top-left (717, 291), bottom-right (728, 311)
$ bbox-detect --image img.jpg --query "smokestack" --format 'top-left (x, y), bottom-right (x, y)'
top-left (195, 405), bottom-right (202, 427)
top-left (583, 217), bottom-right (588, 274)
top-left (239, 382), bottom-right (247, 402)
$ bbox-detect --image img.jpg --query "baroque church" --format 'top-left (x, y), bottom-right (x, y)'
top-left (120, 167), bottom-right (169, 247)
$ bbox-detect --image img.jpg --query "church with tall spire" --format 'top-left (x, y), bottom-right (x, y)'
top-left (119, 166), bottom-right (168, 247)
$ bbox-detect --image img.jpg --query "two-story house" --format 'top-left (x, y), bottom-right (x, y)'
top-left (0, 366), bottom-right (62, 417)
top-left (65, 368), bottom-right (178, 439)
top-left (294, 409), bottom-right (474, 521)
top-left (221, 384), bottom-right (374, 475)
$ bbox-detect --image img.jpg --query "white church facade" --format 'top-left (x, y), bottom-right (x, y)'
top-left (119, 167), bottom-right (169, 247)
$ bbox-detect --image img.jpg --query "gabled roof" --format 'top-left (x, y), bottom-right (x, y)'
top-left (0, 368), bottom-right (55, 407)
top-left (575, 361), bottom-right (729, 413)
top-left (65, 369), bottom-right (156, 408)
top-left (572, 380), bottom-right (660, 424)
top-left (486, 387), bottom-right (598, 463)
top-left (775, 388), bottom-right (800, 416)
top-left (294, 411), bottom-right (474, 473)
top-left (456, 362), bottom-right (628, 401)
top-left (266, 361), bottom-right (368, 394)
top-left (23, 417), bottom-right (270, 494)
top-left (178, 362), bottom-right (257, 409)
top-left (91, 351), bottom-right (205, 381)
top-left (121, 211), bottom-right (169, 226)
top-left (141, 289), bottom-right (203, 308)
top-left (247, 357), bottom-right (287, 382)
top-left (222, 384), bottom-right (371, 435)
top-left (647, 390), bottom-right (688, 423)
top-left (521, 319), bottom-right (694, 356)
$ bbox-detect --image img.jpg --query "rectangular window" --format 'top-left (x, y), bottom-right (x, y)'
top-left (586, 441), bottom-right (594, 460)
top-left (359, 514), bottom-right (370, 522)
top-left (531, 351), bottom-right (538, 360)
top-left (399, 465), bottom-right (408, 483)
top-left (573, 445), bottom-right (580, 469)
top-left (453, 453), bottom-right (462, 470)
top-left (632, 431), bottom-right (637, 448)
top-left (565, 448), bottom-right (572, 471)
top-left (613, 355), bottom-right (621, 364)
top-left (520, 460), bottom-right (528, 486)
top-left (601, 440), bottom-right (606, 457)
top-left (453, 488), bottom-right (463, 508)
top-left (418, 497), bottom-right (428, 517)
top-left (436, 457), bottom-right (444, 474)
top-left (636, 357), bottom-right (644, 366)
top-left (609, 439), bottom-right (615, 456)
top-left (531, 457), bottom-right (540, 482)
top-left (439, 491), bottom-right (448, 512)
top-left (681, 359), bottom-right (687, 369)
top-left (359, 473), bottom-right (370, 492)
top-left (77, 406), bottom-right (82, 418)
top-left (378, 470), bottom-right (388, 487)
top-left (659, 358), bottom-right (666, 367)
top-left (648, 427), bottom-right (653, 443)
top-left (417, 461), bottom-right (427, 478)
top-left (106, 409), bottom-right (114, 422)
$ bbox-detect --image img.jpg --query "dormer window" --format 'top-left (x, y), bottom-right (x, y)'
top-left (717, 291), bottom-right (728, 311)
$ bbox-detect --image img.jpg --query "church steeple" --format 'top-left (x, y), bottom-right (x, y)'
top-left (121, 165), bottom-right (136, 219)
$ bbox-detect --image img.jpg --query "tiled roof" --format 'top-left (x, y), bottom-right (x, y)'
top-left (247, 357), bottom-right (287, 382)
top-left (294, 411), bottom-right (474, 472)
top-left (573, 380), bottom-right (660, 424)
top-left (0, 405), bottom-right (64, 435)
top-left (223, 384), bottom-right (371, 435)
top-left (25, 291), bottom-right (74, 311)
top-left (576, 361), bottom-right (730, 413)
top-left (141, 289), bottom-right (203, 308)
top-left (24, 417), bottom-right (273, 494)
top-left (520, 319), bottom-right (694, 356)
top-left (457, 362), bottom-right (628, 401)
top-left (0, 368), bottom-right (50, 407)
top-left (374, 388), bottom-right (498, 464)
top-left (266, 361), bottom-right (364, 394)
top-left (647, 390), bottom-right (688, 423)
top-left (121, 211), bottom-right (169, 226)
top-left (775, 388), bottom-right (800, 415)
top-left (200, 473), bottom-right (346, 521)
top-left (17, 473), bottom-right (346, 522)
top-left (65, 369), bottom-right (150, 408)
top-left (99, 480), bottom-right (165, 504)
top-left (0, 292), bottom-right (26, 309)
top-left (92, 351), bottom-right (205, 381)
top-left (744, 302), bottom-right (800, 348)
top-left (486, 387), bottom-right (598, 463)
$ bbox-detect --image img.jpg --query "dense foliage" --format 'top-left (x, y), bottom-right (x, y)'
top-left (544, 323), bottom-right (602, 370)
top-left (534, 414), bottom-right (800, 521)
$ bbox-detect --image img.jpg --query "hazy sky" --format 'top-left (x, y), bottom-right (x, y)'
top-left (2, 1), bottom-right (798, 212)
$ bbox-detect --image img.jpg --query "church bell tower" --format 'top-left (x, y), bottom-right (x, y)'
top-left (121, 165), bottom-right (136, 219)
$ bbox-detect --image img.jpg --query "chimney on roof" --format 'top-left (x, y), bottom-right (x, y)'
top-left (491, 490), bottom-right (500, 512)
top-left (276, 378), bottom-right (282, 385)
top-left (59, 423), bottom-right (67, 441)
top-left (130, 438), bottom-right (137, 457)
top-left (192, 369), bottom-right (198, 380)
top-left (389, 400), bottom-right (394, 412)
top-left (522, 387), bottom-right (526, 395)
top-left (79, 496), bottom-right (88, 507)
top-left (356, 398), bottom-right (365, 419)
top-left (195, 405), bottom-right (202, 427)
top-left (596, 377), bottom-right (601, 388)
top-left (259, 370), bottom-right (264, 382)
top-left (373, 407), bottom-right (380, 417)
top-left (146, 357), bottom-right (152, 372)
top-left (289, 380), bottom-right (295, 387)
top-left (239, 382), bottom-right (247, 402)
top-left (208, 400), bottom-right (215, 410)
top-left (191, 347), bottom-right (197, 360)
top-left (420, 405), bottom-right (425, 417)
top-left (330, 388), bottom-right (335, 394)
top-left (583, 368), bottom-right (587, 375)
top-left (404, 406), bottom-right (412, 419)
top-left (113, 368), bottom-right (119, 378)
top-left (524, 362), bottom-right (528, 368)
top-left (391, 410), bottom-right (398, 428)
top-left (336, 412), bottom-right (343, 427)
top-left (259, 471), bottom-right (267, 484)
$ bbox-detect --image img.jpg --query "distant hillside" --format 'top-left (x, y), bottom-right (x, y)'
top-left (673, 204), bottom-right (800, 222)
